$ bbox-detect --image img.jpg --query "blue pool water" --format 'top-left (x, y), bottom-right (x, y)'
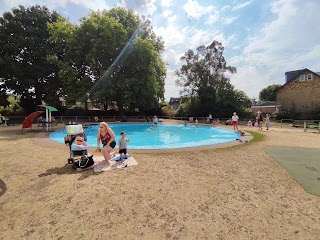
top-left (49, 123), bottom-right (239, 149)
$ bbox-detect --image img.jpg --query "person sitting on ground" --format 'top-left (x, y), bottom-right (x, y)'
top-left (247, 120), bottom-right (252, 127)
top-left (225, 118), bottom-right (232, 125)
top-left (0, 114), bottom-right (9, 126)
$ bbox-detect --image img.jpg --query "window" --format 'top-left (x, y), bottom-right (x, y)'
top-left (307, 74), bottom-right (313, 80)
top-left (299, 75), bottom-right (305, 81)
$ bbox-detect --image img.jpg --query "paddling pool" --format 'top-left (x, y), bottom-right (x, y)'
top-left (49, 123), bottom-right (239, 149)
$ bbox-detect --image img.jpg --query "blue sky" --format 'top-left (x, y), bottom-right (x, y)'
top-left (1, 0), bottom-right (320, 101)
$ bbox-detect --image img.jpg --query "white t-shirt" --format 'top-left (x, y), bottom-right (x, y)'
top-left (232, 115), bottom-right (239, 121)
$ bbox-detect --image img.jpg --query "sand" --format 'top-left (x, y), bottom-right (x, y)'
top-left (0, 122), bottom-right (320, 240)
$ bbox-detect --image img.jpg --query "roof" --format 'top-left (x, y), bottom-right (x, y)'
top-left (285, 68), bottom-right (320, 84)
top-left (252, 101), bottom-right (277, 107)
top-left (38, 105), bottom-right (58, 112)
top-left (169, 97), bottom-right (181, 105)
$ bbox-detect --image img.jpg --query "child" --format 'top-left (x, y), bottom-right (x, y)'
top-left (195, 119), bottom-right (198, 127)
top-left (184, 120), bottom-right (187, 128)
top-left (118, 131), bottom-right (130, 160)
top-left (265, 114), bottom-right (271, 130)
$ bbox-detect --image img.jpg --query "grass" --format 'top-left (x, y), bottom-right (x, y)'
top-left (246, 130), bottom-right (266, 144)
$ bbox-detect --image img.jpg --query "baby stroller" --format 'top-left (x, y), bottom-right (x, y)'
top-left (64, 124), bottom-right (88, 165)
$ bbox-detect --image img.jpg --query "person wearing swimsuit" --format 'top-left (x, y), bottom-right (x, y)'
top-left (97, 122), bottom-right (116, 165)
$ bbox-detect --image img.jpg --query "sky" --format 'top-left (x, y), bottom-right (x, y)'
top-left (1, 0), bottom-right (320, 101)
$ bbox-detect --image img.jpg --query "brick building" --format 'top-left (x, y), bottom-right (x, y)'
top-left (251, 101), bottom-right (278, 115)
top-left (276, 68), bottom-right (320, 116)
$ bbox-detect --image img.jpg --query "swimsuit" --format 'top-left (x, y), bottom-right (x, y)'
top-left (100, 132), bottom-right (116, 148)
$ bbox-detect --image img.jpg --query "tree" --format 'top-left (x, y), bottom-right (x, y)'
top-left (175, 41), bottom-right (248, 117)
top-left (0, 89), bottom-right (9, 107)
top-left (259, 84), bottom-right (282, 102)
top-left (0, 5), bottom-right (61, 114)
top-left (49, 8), bottom-right (165, 114)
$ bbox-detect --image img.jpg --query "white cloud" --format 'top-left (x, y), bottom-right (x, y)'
top-left (164, 69), bottom-right (183, 99)
top-left (1, 0), bottom-right (109, 13)
top-left (229, 0), bottom-right (320, 97)
top-left (232, 0), bottom-right (254, 11)
top-left (161, 0), bottom-right (172, 9)
top-left (121, 0), bottom-right (157, 16)
top-left (183, 0), bottom-right (213, 19)
top-left (204, 9), bottom-right (219, 24)
top-left (222, 15), bottom-right (238, 24)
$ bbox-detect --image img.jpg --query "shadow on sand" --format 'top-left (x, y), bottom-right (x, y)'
top-left (38, 163), bottom-right (101, 180)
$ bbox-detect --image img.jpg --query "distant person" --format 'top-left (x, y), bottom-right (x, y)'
top-left (232, 112), bottom-right (239, 132)
top-left (265, 114), bottom-right (271, 130)
top-left (195, 119), bottom-right (199, 127)
top-left (37, 116), bottom-right (43, 127)
top-left (153, 115), bottom-right (158, 129)
top-left (184, 120), bottom-right (187, 128)
top-left (257, 111), bottom-right (264, 131)
top-left (213, 118), bottom-right (220, 125)
top-left (118, 131), bottom-right (130, 163)
top-left (0, 114), bottom-right (9, 126)
top-left (225, 118), bottom-right (232, 125)
top-left (247, 120), bottom-right (252, 127)
top-left (94, 116), bottom-right (99, 122)
top-left (52, 116), bottom-right (57, 126)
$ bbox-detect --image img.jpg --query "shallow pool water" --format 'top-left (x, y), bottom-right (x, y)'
top-left (49, 123), bottom-right (239, 149)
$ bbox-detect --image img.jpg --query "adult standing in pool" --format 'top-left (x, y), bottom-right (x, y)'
top-left (97, 122), bottom-right (116, 165)
top-left (153, 115), bottom-right (158, 129)
top-left (231, 112), bottom-right (239, 132)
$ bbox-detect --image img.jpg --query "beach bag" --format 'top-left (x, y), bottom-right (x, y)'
top-left (73, 154), bottom-right (94, 169)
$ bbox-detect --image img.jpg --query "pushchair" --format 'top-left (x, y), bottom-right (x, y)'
top-left (64, 124), bottom-right (88, 164)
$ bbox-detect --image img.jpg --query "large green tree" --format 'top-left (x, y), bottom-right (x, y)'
top-left (259, 84), bottom-right (282, 101)
top-left (49, 7), bottom-right (165, 114)
top-left (0, 5), bottom-right (61, 114)
top-left (175, 41), bottom-right (248, 117)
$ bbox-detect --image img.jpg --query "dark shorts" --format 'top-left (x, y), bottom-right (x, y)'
top-left (103, 140), bottom-right (116, 148)
top-left (119, 149), bottom-right (127, 154)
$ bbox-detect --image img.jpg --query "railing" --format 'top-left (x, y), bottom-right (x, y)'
top-left (4, 115), bottom-right (256, 126)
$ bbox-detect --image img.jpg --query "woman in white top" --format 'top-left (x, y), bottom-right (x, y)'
top-left (231, 112), bottom-right (239, 132)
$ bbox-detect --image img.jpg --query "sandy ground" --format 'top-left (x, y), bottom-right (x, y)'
top-left (0, 122), bottom-right (320, 240)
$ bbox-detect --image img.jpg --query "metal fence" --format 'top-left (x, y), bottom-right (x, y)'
top-left (5, 115), bottom-right (320, 130)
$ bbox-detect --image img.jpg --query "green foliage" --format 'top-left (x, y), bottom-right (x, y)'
top-left (259, 84), bottom-right (282, 101)
top-left (48, 8), bottom-right (165, 114)
top-left (0, 89), bottom-right (9, 107)
top-left (0, 95), bottom-right (23, 115)
top-left (175, 41), bottom-right (251, 117)
top-left (0, 5), bottom-right (61, 114)
top-left (275, 105), bottom-right (298, 120)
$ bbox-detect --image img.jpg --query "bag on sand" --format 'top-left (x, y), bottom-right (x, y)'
top-left (73, 154), bottom-right (94, 169)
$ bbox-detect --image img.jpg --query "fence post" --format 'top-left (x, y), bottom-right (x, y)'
top-left (304, 121), bottom-right (306, 132)
top-left (280, 119), bottom-right (282, 128)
